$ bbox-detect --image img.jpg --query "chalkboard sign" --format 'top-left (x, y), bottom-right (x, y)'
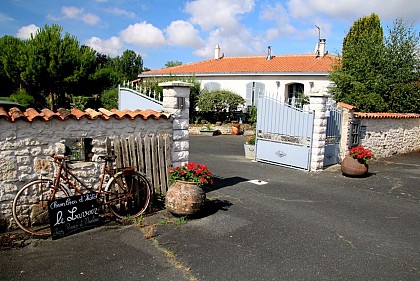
top-left (48, 193), bottom-right (100, 240)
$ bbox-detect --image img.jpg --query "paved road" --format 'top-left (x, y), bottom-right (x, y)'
top-left (1, 135), bottom-right (419, 280)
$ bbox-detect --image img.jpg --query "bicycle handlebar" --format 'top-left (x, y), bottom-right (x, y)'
top-left (49, 153), bottom-right (66, 161)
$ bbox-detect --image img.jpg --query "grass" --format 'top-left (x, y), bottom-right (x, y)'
top-left (149, 237), bottom-right (198, 281)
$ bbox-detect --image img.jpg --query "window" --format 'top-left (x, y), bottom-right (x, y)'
top-left (64, 138), bottom-right (93, 161)
top-left (348, 121), bottom-right (360, 148)
top-left (286, 83), bottom-right (307, 108)
top-left (245, 82), bottom-right (265, 107)
top-left (203, 82), bottom-right (221, 91)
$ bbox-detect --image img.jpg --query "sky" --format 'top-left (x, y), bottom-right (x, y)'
top-left (1, 0), bottom-right (419, 70)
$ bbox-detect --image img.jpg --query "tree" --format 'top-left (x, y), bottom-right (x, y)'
top-left (116, 50), bottom-right (143, 81)
top-left (382, 19), bottom-right (420, 112)
top-left (330, 14), bottom-right (420, 113)
top-left (0, 36), bottom-right (24, 96)
top-left (329, 14), bottom-right (386, 112)
top-left (198, 89), bottom-right (245, 112)
top-left (165, 60), bottom-right (182, 68)
top-left (0, 24), bottom-right (149, 110)
top-left (18, 24), bottom-right (97, 110)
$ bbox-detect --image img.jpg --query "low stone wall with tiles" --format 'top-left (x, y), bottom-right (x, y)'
top-left (358, 118), bottom-right (420, 158)
top-left (0, 116), bottom-right (172, 231)
top-left (338, 102), bottom-right (420, 160)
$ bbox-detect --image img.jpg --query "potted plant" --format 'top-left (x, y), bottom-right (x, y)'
top-left (244, 134), bottom-right (256, 159)
top-left (166, 162), bottom-right (214, 215)
top-left (341, 145), bottom-right (374, 177)
top-left (200, 123), bottom-right (217, 136)
top-left (231, 122), bottom-right (241, 135)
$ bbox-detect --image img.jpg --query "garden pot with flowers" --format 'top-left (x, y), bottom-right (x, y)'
top-left (231, 122), bottom-right (241, 135)
top-left (244, 135), bottom-right (256, 159)
top-left (166, 162), bottom-right (214, 215)
top-left (341, 145), bottom-right (374, 177)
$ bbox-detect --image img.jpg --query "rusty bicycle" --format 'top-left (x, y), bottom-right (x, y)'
top-left (12, 154), bottom-right (151, 236)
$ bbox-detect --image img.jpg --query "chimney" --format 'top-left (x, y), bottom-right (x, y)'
top-left (266, 46), bottom-right (272, 60)
top-left (214, 44), bottom-right (221, 59)
top-left (316, 39), bottom-right (326, 58)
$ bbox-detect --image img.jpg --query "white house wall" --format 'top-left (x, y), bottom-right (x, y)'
top-left (196, 75), bottom-right (331, 103)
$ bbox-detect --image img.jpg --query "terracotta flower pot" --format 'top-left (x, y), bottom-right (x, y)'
top-left (165, 181), bottom-right (206, 215)
top-left (341, 156), bottom-right (368, 177)
top-left (231, 126), bottom-right (240, 135)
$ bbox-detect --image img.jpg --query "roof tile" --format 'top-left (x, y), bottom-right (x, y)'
top-left (41, 108), bottom-right (58, 121)
top-left (0, 108), bottom-right (169, 123)
top-left (355, 112), bottom-right (420, 119)
top-left (141, 54), bottom-right (337, 76)
top-left (0, 107), bottom-right (9, 120)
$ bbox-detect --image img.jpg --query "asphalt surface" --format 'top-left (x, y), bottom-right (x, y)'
top-left (1, 135), bottom-right (419, 281)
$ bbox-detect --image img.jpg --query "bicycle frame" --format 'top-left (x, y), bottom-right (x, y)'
top-left (50, 155), bottom-right (134, 206)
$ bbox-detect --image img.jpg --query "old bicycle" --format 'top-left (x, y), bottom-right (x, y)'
top-left (12, 154), bottom-right (151, 236)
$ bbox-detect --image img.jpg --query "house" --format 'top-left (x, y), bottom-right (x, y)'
top-left (138, 39), bottom-right (337, 109)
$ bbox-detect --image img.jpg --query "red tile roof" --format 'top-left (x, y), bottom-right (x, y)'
top-left (141, 54), bottom-right (338, 76)
top-left (354, 112), bottom-right (420, 119)
top-left (337, 102), bottom-right (357, 110)
top-left (337, 103), bottom-right (419, 119)
top-left (0, 107), bottom-right (168, 122)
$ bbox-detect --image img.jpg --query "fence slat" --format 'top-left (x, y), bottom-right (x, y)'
top-left (158, 136), bottom-right (167, 194)
top-left (150, 135), bottom-right (160, 195)
top-left (135, 134), bottom-right (145, 173)
top-left (107, 133), bottom-right (172, 204)
top-left (128, 135), bottom-right (138, 168)
top-left (144, 136), bottom-right (153, 190)
top-left (113, 137), bottom-right (123, 169)
top-left (120, 137), bottom-right (130, 167)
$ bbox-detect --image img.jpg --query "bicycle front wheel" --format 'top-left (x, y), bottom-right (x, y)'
top-left (105, 170), bottom-right (151, 218)
top-left (12, 179), bottom-right (69, 236)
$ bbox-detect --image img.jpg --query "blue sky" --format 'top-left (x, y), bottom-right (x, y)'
top-left (1, 0), bottom-right (419, 70)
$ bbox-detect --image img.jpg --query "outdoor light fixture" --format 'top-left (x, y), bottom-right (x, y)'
top-left (309, 81), bottom-right (314, 88)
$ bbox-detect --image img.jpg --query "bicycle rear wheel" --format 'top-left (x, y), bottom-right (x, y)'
top-left (105, 170), bottom-right (151, 218)
top-left (12, 179), bottom-right (69, 236)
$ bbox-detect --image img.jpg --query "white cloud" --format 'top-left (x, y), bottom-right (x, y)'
top-left (165, 20), bottom-right (204, 48)
top-left (260, 3), bottom-right (296, 38)
top-left (184, 0), bottom-right (263, 58)
top-left (0, 12), bottom-right (14, 23)
top-left (185, 0), bottom-right (254, 31)
top-left (16, 24), bottom-right (39, 40)
top-left (194, 27), bottom-right (263, 58)
top-left (120, 22), bottom-right (165, 47)
top-left (82, 13), bottom-right (100, 25)
top-left (61, 6), bottom-right (83, 19)
top-left (288, 0), bottom-right (420, 22)
top-left (106, 8), bottom-right (136, 18)
top-left (85, 36), bottom-right (123, 57)
top-left (50, 6), bottom-right (100, 25)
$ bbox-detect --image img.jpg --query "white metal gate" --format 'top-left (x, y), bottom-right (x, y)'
top-left (255, 95), bottom-right (314, 170)
top-left (323, 104), bottom-right (342, 167)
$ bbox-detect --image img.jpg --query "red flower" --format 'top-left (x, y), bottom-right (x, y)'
top-left (168, 162), bottom-right (214, 187)
top-left (349, 145), bottom-right (374, 164)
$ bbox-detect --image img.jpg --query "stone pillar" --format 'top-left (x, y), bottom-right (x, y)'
top-left (308, 93), bottom-right (328, 171)
top-left (337, 103), bottom-right (356, 161)
top-left (159, 81), bottom-right (192, 168)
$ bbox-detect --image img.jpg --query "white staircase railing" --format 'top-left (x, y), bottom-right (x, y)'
top-left (121, 80), bottom-right (162, 102)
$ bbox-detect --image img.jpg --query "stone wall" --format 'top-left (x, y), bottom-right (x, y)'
top-left (0, 117), bottom-right (172, 227)
top-left (0, 81), bottom-right (192, 230)
top-left (338, 103), bottom-right (420, 159)
top-left (358, 118), bottom-right (420, 158)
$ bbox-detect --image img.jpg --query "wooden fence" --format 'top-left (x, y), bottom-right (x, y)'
top-left (106, 134), bottom-right (172, 197)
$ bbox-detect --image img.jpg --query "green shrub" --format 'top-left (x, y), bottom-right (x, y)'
top-left (100, 87), bottom-right (118, 109)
